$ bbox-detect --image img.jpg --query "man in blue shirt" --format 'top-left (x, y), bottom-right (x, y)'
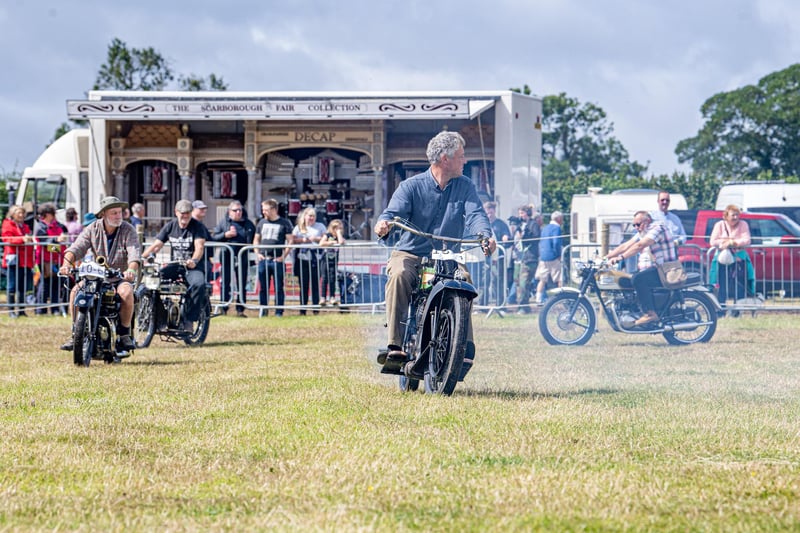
top-left (650, 190), bottom-right (686, 245)
top-left (535, 210), bottom-right (564, 304)
top-left (374, 131), bottom-right (496, 369)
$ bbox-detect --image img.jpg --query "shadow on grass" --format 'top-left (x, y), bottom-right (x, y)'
top-left (458, 387), bottom-right (621, 400)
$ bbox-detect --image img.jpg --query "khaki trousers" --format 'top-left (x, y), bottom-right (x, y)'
top-left (384, 250), bottom-right (474, 349)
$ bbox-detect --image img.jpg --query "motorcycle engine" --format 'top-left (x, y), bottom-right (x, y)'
top-left (166, 298), bottom-right (181, 328)
top-left (611, 292), bottom-right (642, 328)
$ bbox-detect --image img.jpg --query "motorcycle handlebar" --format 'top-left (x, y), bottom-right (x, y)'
top-left (388, 217), bottom-right (488, 246)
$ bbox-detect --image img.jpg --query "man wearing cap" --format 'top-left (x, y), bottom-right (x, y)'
top-left (191, 200), bottom-right (214, 281)
top-left (142, 199), bottom-right (209, 331)
top-left (59, 196), bottom-right (142, 352)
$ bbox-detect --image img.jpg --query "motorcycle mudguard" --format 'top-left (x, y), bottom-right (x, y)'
top-left (423, 280), bottom-right (478, 312)
top-left (683, 285), bottom-right (724, 311)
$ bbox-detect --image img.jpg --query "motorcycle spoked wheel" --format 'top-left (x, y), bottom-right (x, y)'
top-left (538, 292), bottom-right (597, 346)
top-left (182, 300), bottom-right (211, 346)
top-left (134, 293), bottom-right (157, 349)
top-left (72, 311), bottom-right (93, 367)
top-left (423, 292), bottom-right (470, 396)
top-left (662, 292), bottom-right (718, 345)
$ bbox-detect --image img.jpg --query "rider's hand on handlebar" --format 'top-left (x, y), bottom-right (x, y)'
top-left (374, 219), bottom-right (391, 238)
top-left (481, 237), bottom-right (497, 256)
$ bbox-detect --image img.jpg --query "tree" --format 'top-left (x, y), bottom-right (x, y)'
top-left (179, 73), bottom-right (228, 92)
top-left (676, 63), bottom-right (800, 179)
top-left (55, 39), bottom-right (228, 141)
top-left (93, 38), bottom-right (174, 91)
top-left (511, 86), bottom-right (648, 214)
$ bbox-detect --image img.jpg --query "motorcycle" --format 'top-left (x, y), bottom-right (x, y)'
top-left (64, 256), bottom-right (132, 366)
top-left (378, 218), bottom-right (489, 395)
top-left (133, 259), bottom-right (211, 348)
top-left (538, 258), bottom-right (722, 346)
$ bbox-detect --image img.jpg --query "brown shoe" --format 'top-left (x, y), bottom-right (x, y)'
top-left (634, 313), bottom-right (658, 326)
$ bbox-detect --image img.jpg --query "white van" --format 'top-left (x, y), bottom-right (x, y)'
top-left (715, 181), bottom-right (800, 224)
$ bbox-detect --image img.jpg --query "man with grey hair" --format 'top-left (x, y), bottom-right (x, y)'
top-left (535, 210), bottom-right (564, 304)
top-left (130, 202), bottom-right (145, 228)
top-left (374, 131), bottom-right (496, 379)
top-left (142, 199), bottom-right (209, 330)
top-left (212, 200), bottom-right (255, 316)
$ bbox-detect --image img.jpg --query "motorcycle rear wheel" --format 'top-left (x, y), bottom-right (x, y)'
top-left (72, 311), bottom-right (92, 367)
top-left (183, 299), bottom-right (211, 346)
top-left (134, 293), bottom-right (156, 349)
top-left (423, 292), bottom-right (469, 396)
top-left (662, 292), bottom-right (717, 345)
top-left (538, 292), bottom-right (597, 346)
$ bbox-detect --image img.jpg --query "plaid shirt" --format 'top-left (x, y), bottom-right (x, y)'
top-left (640, 221), bottom-right (676, 265)
top-left (67, 220), bottom-right (142, 270)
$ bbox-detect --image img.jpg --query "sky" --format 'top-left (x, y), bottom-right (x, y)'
top-left (1, 0), bottom-right (799, 178)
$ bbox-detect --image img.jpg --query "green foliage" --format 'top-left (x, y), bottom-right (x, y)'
top-left (179, 73), bottom-right (228, 91)
top-left (93, 37), bottom-right (174, 90)
top-left (676, 63), bottom-right (800, 179)
top-left (0, 166), bottom-right (22, 219)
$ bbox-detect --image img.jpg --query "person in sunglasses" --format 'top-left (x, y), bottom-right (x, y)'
top-left (211, 200), bottom-right (255, 317)
top-left (605, 210), bottom-right (676, 326)
top-left (650, 190), bottom-right (686, 246)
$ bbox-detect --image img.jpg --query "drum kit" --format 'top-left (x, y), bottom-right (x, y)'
top-left (269, 185), bottom-right (369, 237)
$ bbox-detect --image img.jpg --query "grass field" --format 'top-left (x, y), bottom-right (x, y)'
top-left (2, 310), bottom-right (800, 531)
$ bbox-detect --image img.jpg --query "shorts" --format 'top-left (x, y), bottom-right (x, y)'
top-left (535, 259), bottom-right (562, 284)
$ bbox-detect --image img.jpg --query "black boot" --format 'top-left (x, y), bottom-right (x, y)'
top-left (8, 294), bottom-right (18, 318)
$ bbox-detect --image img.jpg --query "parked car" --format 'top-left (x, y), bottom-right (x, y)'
top-left (674, 210), bottom-right (800, 296)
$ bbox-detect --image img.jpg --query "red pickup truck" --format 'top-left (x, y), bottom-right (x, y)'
top-left (674, 210), bottom-right (800, 295)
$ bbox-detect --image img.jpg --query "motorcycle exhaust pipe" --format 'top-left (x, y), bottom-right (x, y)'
top-left (663, 322), bottom-right (701, 332)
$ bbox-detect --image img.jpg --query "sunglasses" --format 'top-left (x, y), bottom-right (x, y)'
top-left (633, 222), bottom-right (645, 228)
top-left (230, 208), bottom-right (242, 212)
top-left (660, 199), bottom-right (670, 203)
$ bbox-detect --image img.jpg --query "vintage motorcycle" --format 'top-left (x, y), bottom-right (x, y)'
top-left (378, 218), bottom-right (489, 395)
top-left (65, 256), bottom-right (132, 366)
top-left (133, 259), bottom-right (211, 348)
top-left (538, 258), bottom-right (722, 346)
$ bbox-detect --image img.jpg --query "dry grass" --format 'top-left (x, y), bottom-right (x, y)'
top-left (1, 310), bottom-right (800, 531)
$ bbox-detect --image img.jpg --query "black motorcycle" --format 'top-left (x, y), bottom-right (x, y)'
top-left (65, 256), bottom-right (132, 366)
top-left (134, 259), bottom-right (211, 348)
top-left (379, 218), bottom-right (489, 395)
top-left (538, 258), bottom-right (722, 346)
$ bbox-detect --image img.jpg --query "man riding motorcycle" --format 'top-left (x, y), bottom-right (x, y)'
top-left (59, 196), bottom-right (142, 352)
top-left (605, 210), bottom-right (676, 327)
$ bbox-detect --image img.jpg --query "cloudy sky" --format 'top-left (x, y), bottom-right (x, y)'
top-left (1, 0), bottom-right (798, 177)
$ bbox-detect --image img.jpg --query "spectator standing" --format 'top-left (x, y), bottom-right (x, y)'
top-left (319, 219), bottom-right (345, 305)
top-left (650, 190), bottom-right (686, 246)
top-left (2, 205), bottom-right (35, 318)
top-left (477, 201), bottom-right (510, 307)
top-left (65, 207), bottom-right (83, 243)
top-left (191, 200), bottom-right (214, 281)
top-left (212, 200), bottom-right (255, 317)
top-left (709, 204), bottom-right (753, 307)
top-left (253, 199), bottom-right (293, 317)
top-left (291, 207), bottom-right (326, 315)
top-left (534, 211), bottom-right (564, 305)
top-left (513, 205), bottom-right (541, 313)
top-left (130, 203), bottom-right (145, 228)
top-left (34, 202), bottom-right (69, 315)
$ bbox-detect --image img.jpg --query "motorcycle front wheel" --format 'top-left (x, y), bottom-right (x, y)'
top-left (72, 310), bottom-right (93, 367)
top-left (183, 299), bottom-right (211, 346)
top-left (662, 292), bottom-right (717, 345)
top-left (539, 292), bottom-right (597, 346)
top-left (423, 292), bottom-right (469, 396)
top-left (134, 292), bottom-right (156, 349)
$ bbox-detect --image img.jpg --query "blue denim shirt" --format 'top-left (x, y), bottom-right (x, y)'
top-left (378, 169), bottom-right (491, 256)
